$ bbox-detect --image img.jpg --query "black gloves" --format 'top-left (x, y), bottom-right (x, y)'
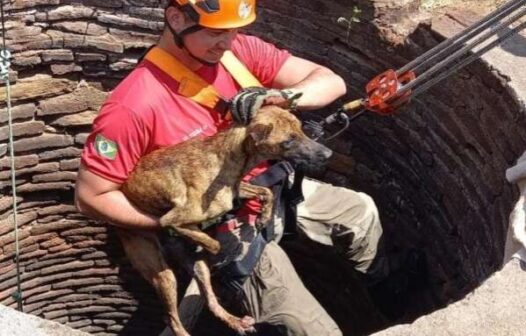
top-left (229, 87), bottom-right (302, 125)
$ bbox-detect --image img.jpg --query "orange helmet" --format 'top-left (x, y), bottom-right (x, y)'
top-left (173, 0), bottom-right (256, 29)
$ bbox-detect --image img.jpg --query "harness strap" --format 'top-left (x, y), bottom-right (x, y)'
top-left (144, 46), bottom-right (262, 118)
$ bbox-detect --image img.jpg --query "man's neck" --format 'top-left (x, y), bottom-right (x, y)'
top-left (157, 36), bottom-right (204, 72)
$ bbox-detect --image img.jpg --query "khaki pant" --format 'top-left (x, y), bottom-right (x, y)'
top-left (296, 177), bottom-right (383, 274)
top-left (218, 178), bottom-right (383, 335)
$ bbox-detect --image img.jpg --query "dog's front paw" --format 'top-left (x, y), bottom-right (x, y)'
top-left (228, 315), bottom-right (256, 335)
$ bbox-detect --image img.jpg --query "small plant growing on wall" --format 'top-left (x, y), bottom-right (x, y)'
top-left (337, 6), bottom-right (362, 44)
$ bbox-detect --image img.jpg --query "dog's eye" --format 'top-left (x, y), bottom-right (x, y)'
top-left (281, 136), bottom-right (296, 149)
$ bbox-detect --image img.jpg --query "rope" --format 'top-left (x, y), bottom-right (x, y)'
top-left (0, 0), bottom-right (23, 312)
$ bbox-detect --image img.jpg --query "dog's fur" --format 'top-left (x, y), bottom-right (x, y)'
top-left (118, 105), bottom-right (332, 336)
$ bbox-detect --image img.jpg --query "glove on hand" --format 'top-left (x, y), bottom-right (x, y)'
top-left (229, 87), bottom-right (303, 125)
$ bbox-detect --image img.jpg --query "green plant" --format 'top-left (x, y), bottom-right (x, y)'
top-left (338, 6), bottom-right (362, 44)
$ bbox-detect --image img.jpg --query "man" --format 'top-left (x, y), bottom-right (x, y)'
top-left (75, 0), bottom-right (395, 334)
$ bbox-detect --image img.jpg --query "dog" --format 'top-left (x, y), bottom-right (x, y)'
top-left (117, 105), bottom-right (333, 336)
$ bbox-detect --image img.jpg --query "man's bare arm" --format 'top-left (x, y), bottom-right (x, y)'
top-left (75, 164), bottom-right (159, 230)
top-left (272, 55), bottom-right (347, 109)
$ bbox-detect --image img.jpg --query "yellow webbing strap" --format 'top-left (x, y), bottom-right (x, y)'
top-left (220, 50), bottom-right (262, 89)
top-left (144, 47), bottom-right (262, 117)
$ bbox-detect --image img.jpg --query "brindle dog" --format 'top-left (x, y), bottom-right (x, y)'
top-left (118, 105), bottom-right (332, 336)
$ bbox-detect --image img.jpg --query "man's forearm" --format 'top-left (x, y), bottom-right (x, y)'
top-left (78, 190), bottom-right (159, 230)
top-left (287, 68), bottom-right (347, 110)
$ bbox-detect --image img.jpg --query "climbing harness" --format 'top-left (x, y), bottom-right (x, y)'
top-left (306, 0), bottom-right (526, 142)
top-left (0, 0), bottom-right (23, 312)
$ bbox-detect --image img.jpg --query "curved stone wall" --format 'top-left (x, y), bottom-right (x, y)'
top-left (0, 0), bottom-right (524, 335)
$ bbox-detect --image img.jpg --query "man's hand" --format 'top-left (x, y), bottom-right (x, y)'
top-left (229, 87), bottom-right (302, 125)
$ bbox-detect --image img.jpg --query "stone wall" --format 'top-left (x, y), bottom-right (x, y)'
top-left (1, 0), bottom-right (525, 335)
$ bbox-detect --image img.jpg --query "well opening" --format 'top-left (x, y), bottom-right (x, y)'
top-left (1, 0), bottom-right (524, 335)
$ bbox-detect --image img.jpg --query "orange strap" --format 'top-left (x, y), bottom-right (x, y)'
top-left (144, 47), bottom-right (262, 115)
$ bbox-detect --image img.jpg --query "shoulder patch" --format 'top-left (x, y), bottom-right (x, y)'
top-left (95, 134), bottom-right (118, 160)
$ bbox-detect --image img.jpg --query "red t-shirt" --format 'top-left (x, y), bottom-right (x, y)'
top-left (81, 34), bottom-right (290, 218)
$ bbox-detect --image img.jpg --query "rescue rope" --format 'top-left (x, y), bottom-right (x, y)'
top-left (0, 0), bottom-right (23, 312)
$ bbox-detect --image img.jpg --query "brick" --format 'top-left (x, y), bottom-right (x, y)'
top-left (39, 147), bottom-right (82, 161)
top-left (52, 277), bottom-right (104, 290)
top-left (39, 85), bottom-right (107, 116)
top-left (52, 21), bottom-right (107, 36)
top-left (41, 49), bottom-right (74, 62)
top-left (40, 5), bottom-right (95, 21)
top-left (25, 288), bottom-right (73, 304)
top-left (50, 110), bottom-right (96, 127)
top-left (0, 104), bottom-right (36, 123)
top-left (13, 134), bottom-right (74, 152)
top-left (32, 171), bottom-right (77, 183)
top-left (40, 260), bottom-right (94, 275)
top-left (50, 63), bottom-right (82, 75)
top-left (38, 236), bottom-right (66, 249)
top-left (47, 242), bottom-right (71, 253)
top-left (75, 52), bottom-right (107, 62)
top-left (0, 211), bottom-right (37, 235)
top-left (16, 182), bottom-right (72, 193)
top-left (75, 133), bottom-right (89, 145)
top-left (0, 162), bottom-right (59, 180)
top-left (0, 121), bottom-right (46, 142)
top-left (0, 74), bottom-right (76, 103)
top-left (60, 158), bottom-right (80, 171)
top-left (60, 226), bottom-right (107, 237)
top-left (31, 219), bottom-right (84, 235)
top-left (0, 154), bottom-right (39, 169)
top-left (37, 204), bottom-right (77, 216)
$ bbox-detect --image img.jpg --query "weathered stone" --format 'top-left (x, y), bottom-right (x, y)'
top-left (38, 147), bottom-right (82, 161)
top-left (50, 63), bottom-right (83, 75)
top-left (7, 0), bottom-right (60, 10)
top-left (32, 171), bottom-right (77, 183)
top-left (52, 21), bottom-right (108, 36)
top-left (30, 219), bottom-right (84, 235)
top-left (59, 158), bottom-right (80, 171)
top-left (109, 59), bottom-right (137, 71)
top-left (127, 6), bottom-right (165, 20)
top-left (0, 211), bottom-right (37, 235)
top-left (52, 277), bottom-right (105, 290)
top-left (0, 74), bottom-right (76, 102)
top-left (39, 85), bottom-right (107, 116)
top-left (50, 110), bottom-right (97, 127)
top-left (98, 13), bottom-right (163, 31)
top-left (75, 133), bottom-right (89, 145)
top-left (40, 260), bottom-right (95, 276)
top-left (25, 289), bottom-right (73, 304)
top-left (40, 5), bottom-right (95, 21)
top-left (0, 121), bottom-right (46, 142)
top-left (109, 28), bottom-right (158, 49)
top-left (5, 26), bottom-right (42, 39)
top-left (0, 227), bottom-right (31, 246)
top-left (12, 50), bottom-right (41, 67)
top-left (60, 226), bottom-right (107, 237)
top-left (0, 144), bottom-right (7, 158)
top-left (0, 104), bottom-right (36, 123)
top-left (0, 163), bottom-right (60, 180)
top-left (3, 236), bottom-right (36, 254)
top-left (41, 49), bottom-right (74, 62)
top-left (16, 182), bottom-right (72, 193)
top-left (37, 204), bottom-right (77, 216)
top-left (80, 0), bottom-right (124, 8)
top-left (8, 34), bottom-right (53, 53)
top-left (0, 154), bottom-right (39, 169)
top-left (13, 134), bottom-right (74, 153)
top-left (75, 52), bottom-right (107, 62)
top-left (0, 196), bottom-right (22, 214)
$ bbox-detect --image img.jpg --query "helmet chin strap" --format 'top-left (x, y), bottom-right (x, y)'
top-left (166, 21), bottom-right (219, 67)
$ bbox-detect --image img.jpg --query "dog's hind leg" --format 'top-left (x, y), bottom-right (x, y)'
top-left (191, 257), bottom-right (256, 335)
top-left (239, 182), bottom-right (274, 230)
top-left (160, 208), bottom-right (221, 254)
top-left (117, 229), bottom-right (190, 336)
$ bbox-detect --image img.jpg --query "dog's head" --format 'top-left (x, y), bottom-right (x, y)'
top-left (246, 105), bottom-right (333, 171)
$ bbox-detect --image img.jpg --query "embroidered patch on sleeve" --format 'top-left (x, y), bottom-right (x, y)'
top-left (95, 134), bottom-right (118, 160)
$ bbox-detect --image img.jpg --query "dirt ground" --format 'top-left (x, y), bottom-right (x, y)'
top-left (421, 0), bottom-right (508, 15)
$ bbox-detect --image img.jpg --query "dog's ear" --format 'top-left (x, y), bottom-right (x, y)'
top-left (249, 123), bottom-right (273, 145)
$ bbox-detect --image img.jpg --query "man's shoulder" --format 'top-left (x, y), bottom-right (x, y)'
top-left (105, 61), bottom-right (177, 116)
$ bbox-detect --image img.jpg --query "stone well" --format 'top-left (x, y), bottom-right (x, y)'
top-left (1, 0), bottom-right (524, 335)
